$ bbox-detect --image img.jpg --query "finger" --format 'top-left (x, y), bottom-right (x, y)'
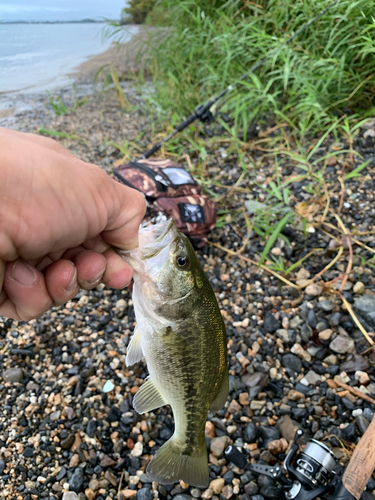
top-left (82, 235), bottom-right (110, 253)
top-left (44, 260), bottom-right (79, 305)
top-left (102, 248), bottom-right (133, 289)
top-left (102, 184), bottom-right (146, 251)
top-left (0, 259), bottom-right (5, 294)
top-left (1, 259), bottom-right (53, 321)
top-left (74, 250), bottom-right (107, 289)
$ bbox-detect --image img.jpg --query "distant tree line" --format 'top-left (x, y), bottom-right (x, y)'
top-left (121, 0), bottom-right (156, 24)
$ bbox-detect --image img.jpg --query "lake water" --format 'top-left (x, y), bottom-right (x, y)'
top-left (0, 23), bottom-right (137, 93)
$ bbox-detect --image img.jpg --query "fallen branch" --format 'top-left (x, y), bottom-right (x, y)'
top-left (327, 378), bottom-right (375, 406)
top-left (208, 241), bottom-right (299, 288)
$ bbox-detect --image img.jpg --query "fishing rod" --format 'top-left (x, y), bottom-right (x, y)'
top-left (138, 0), bottom-right (340, 160)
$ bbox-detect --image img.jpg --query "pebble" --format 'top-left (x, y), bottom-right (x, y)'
top-left (2, 367), bottom-right (23, 383)
top-left (102, 380), bottom-right (115, 393)
top-left (318, 329), bottom-right (333, 340)
top-left (353, 295), bottom-right (375, 330)
top-left (340, 354), bottom-right (369, 373)
top-left (250, 400), bottom-right (266, 410)
top-left (201, 489), bottom-right (213, 499)
top-left (85, 488), bottom-right (95, 500)
top-left (209, 478), bottom-right (225, 494)
top-left (227, 399), bottom-right (242, 414)
top-left (130, 442), bottom-right (143, 457)
top-left (318, 300), bottom-right (333, 312)
top-left (136, 488), bottom-right (152, 500)
top-left (69, 468), bottom-right (84, 492)
top-left (281, 353), bottom-right (302, 373)
top-left (355, 371), bottom-right (370, 385)
top-left (50, 410), bottom-right (61, 421)
top-left (353, 282), bottom-right (365, 294)
top-left (330, 335), bottom-right (355, 354)
top-left (305, 284), bottom-right (322, 296)
top-left (262, 313), bottom-right (280, 333)
top-left (302, 370), bottom-right (321, 386)
top-left (63, 494), bottom-right (79, 500)
top-left (210, 436), bottom-right (230, 457)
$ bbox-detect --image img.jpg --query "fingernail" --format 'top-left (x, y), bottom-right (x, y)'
top-left (64, 264), bottom-right (78, 292)
top-left (83, 270), bottom-right (104, 287)
top-left (121, 280), bottom-right (132, 290)
top-left (11, 260), bottom-right (37, 286)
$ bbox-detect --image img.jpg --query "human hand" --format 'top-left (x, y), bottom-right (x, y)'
top-left (0, 128), bottom-right (146, 321)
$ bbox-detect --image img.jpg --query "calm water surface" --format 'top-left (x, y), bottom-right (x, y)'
top-left (0, 23), bottom-right (136, 93)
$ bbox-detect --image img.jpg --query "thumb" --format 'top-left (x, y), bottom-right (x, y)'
top-left (101, 182), bottom-right (147, 251)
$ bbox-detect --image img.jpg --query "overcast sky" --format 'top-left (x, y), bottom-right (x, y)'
top-left (0, 0), bottom-right (126, 21)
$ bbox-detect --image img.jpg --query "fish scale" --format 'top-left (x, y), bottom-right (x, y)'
top-left (120, 219), bottom-right (228, 487)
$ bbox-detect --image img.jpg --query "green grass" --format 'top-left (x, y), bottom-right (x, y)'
top-left (102, 0), bottom-right (375, 272)
top-left (132, 0), bottom-right (375, 139)
top-left (45, 87), bottom-right (88, 116)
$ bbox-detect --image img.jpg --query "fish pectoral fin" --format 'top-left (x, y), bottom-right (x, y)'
top-left (133, 378), bottom-right (167, 414)
top-left (209, 369), bottom-right (229, 413)
top-left (126, 326), bottom-right (143, 366)
top-left (146, 437), bottom-right (209, 488)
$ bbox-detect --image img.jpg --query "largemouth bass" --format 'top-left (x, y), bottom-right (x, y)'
top-left (121, 219), bottom-right (228, 487)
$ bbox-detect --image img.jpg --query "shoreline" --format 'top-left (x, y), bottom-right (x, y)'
top-left (0, 26), bottom-right (155, 127)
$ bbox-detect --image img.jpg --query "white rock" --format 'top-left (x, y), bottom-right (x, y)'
top-left (103, 380), bottom-right (115, 394)
top-left (130, 442), bottom-right (143, 457)
top-left (352, 409), bottom-right (363, 417)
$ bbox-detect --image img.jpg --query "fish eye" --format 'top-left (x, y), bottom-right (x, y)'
top-left (176, 255), bottom-right (188, 268)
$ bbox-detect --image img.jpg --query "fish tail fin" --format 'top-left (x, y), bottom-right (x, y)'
top-left (146, 437), bottom-right (209, 488)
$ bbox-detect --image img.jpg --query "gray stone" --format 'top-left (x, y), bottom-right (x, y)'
top-left (262, 313), bottom-right (280, 333)
top-left (355, 415), bottom-right (370, 436)
top-left (340, 354), bottom-right (369, 373)
top-left (26, 381), bottom-right (39, 391)
top-left (353, 295), bottom-right (375, 330)
top-left (303, 370), bottom-right (321, 386)
top-left (50, 410), bottom-right (61, 421)
top-left (137, 488), bottom-right (153, 500)
top-left (364, 408), bottom-right (374, 421)
top-left (318, 300), bottom-right (333, 312)
top-left (330, 335), bottom-right (355, 354)
top-left (282, 353), bottom-right (302, 373)
top-left (2, 367), bottom-right (24, 383)
top-left (69, 468), bottom-right (84, 492)
top-left (300, 323), bottom-right (312, 343)
top-left (277, 415), bottom-right (299, 441)
top-left (241, 372), bottom-right (268, 389)
top-left (244, 482), bottom-right (259, 496)
top-left (60, 434), bottom-right (75, 450)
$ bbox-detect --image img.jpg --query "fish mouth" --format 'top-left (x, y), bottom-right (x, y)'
top-left (140, 219), bottom-right (176, 260)
top-left (118, 219), bottom-right (177, 270)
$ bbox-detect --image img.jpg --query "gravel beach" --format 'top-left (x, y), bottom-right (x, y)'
top-left (1, 31), bottom-right (375, 500)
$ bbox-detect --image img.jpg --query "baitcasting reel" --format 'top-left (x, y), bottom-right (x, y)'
top-left (225, 429), bottom-right (354, 500)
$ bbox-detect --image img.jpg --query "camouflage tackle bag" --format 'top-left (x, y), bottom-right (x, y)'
top-left (113, 159), bottom-right (216, 248)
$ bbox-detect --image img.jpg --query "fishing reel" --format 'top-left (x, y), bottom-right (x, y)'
top-left (225, 429), bottom-right (354, 500)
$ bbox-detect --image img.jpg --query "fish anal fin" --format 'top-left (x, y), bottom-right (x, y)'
top-left (210, 370), bottom-right (229, 413)
top-left (146, 437), bottom-right (209, 488)
top-left (133, 378), bottom-right (167, 414)
top-left (126, 327), bottom-right (143, 366)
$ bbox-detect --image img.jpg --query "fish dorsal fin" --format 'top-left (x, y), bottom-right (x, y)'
top-left (126, 327), bottom-right (143, 366)
top-left (209, 369), bottom-right (229, 413)
top-left (133, 378), bottom-right (167, 414)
